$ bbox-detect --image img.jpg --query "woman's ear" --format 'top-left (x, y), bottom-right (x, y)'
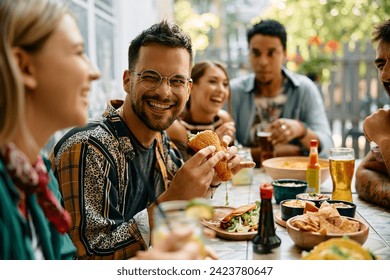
top-left (12, 47), bottom-right (37, 89)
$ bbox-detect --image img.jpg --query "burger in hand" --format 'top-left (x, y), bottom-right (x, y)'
top-left (188, 130), bottom-right (233, 181)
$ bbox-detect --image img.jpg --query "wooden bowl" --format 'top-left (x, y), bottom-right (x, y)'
top-left (262, 156), bottom-right (330, 184)
top-left (286, 216), bottom-right (369, 250)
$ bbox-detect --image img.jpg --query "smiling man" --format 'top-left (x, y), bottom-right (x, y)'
top-left (229, 19), bottom-right (333, 166)
top-left (50, 20), bottom-right (252, 259)
top-left (355, 19), bottom-right (390, 210)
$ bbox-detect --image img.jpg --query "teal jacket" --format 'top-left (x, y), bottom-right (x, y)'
top-left (0, 157), bottom-right (76, 259)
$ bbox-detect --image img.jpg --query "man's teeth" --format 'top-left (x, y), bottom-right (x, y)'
top-left (149, 101), bottom-right (170, 109)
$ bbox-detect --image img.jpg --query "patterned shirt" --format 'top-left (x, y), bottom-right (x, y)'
top-left (50, 100), bottom-right (183, 259)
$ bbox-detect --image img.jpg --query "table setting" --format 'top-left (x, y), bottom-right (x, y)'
top-left (203, 155), bottom-right (390, 260)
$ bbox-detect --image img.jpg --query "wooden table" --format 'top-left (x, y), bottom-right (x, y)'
top-left (204, 167), bottom-right (390, 260)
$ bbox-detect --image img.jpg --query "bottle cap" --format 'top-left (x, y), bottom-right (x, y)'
top-left (310, 139), bottom-right (318, 147)
top-left (260, 183), bottom-right (273, 199)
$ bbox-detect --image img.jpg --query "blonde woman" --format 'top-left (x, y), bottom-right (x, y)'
top-left (0, 0), bottom-right (100, 259)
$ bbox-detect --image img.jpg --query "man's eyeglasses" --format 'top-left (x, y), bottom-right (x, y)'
top-left (132, 69), bottom-right (192, 94)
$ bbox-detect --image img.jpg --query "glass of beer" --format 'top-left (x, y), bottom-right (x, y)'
top-left (329, 147), bottom-right (355, 202)
top-left (256, 123), bottom-right (274, 167)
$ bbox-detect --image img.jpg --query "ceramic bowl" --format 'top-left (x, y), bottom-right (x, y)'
top-left (272, 179), bottom-right (308, 204)
top-left (296, 192), bottom-right (330, 208)
top-left (262, 156), bottom-right (330, 184)
top-left (326, 200), bottom-right (357, 218)
top-left (286, 216), bottom-right (369, 250)
top-left (280, 199), bottom-right (315, 221)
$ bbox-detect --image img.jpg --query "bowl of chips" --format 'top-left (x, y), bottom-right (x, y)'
top-left (262, 156), bottom-right (330, 184)
top-left (286, 201), bottom-right (369, 250)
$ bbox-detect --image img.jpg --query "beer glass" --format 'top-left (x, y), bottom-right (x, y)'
top-left (256, 123), bottom-right (274, 167)
top-left (329, 148), bottom-right (355, 202)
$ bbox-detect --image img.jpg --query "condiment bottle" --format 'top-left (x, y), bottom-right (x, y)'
top-left (306, 139), bottom-right (321, 193)
top-left (252, 183), bottom-right (281, 259)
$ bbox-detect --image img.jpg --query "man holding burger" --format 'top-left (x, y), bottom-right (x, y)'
top-left (51, 20), bottom-right (254, 260)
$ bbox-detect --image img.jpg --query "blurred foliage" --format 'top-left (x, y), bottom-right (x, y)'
top-left (255, 0), bottom-right (389, 58)
top-left (175, 0), bottom-right (389, 55)
top-left (174, 0), bottom-right (220, 52)
top-left (174, 0), bottom-right (389, 82)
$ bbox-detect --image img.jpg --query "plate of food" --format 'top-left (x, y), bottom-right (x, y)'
top-left (202, 202), bottom-right (260, 241)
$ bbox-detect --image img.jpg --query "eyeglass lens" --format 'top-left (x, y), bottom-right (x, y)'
top-left (137, 70), bottom-right (190, 93)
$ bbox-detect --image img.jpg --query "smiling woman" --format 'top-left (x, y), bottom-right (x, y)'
top-left (166, 61), bottom-right (236, 161)
top-left (0, 0), bottom-right (100, 260)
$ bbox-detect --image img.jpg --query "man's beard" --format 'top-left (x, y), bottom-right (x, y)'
top-left (130, 93), bottom-right (180, 132)
top-left (132, 102), bottom-right (177, 131)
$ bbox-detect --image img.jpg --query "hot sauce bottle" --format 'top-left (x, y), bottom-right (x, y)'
top-left (252, 183), bottom-right (281, 259)
top-left (306, 139), bottom-right (321, 193)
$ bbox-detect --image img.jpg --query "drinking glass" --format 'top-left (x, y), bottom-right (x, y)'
top-left (256, 123), bottom-right (274, 167)
top-left (329, 148), bottom-right (355, 202)
top-left (152, 200), bottom-right (206, 258)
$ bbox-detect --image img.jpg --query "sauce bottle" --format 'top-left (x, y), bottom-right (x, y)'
top-left (252, 183), bottom-right (281, 259)
top-left (306, 139), bottom-right (321, 193)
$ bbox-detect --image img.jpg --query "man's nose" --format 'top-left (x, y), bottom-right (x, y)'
top-left (381, 61), bottom-right (390, 82)
top-left (155, 76), bottom-right (173, 96)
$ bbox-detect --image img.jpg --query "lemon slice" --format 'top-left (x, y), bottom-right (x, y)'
top-left (185, 198), bottom-right (214, 220)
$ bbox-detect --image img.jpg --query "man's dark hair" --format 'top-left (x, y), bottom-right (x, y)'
top-left (128, 20), bottom-right (193, 70)
top-left (247, 19), bottom-right (287, 50)
top-left (372, 19), bottom-right (390, 44)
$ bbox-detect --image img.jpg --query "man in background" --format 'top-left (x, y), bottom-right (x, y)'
top-left (229, 19), bottom-right (333, 166)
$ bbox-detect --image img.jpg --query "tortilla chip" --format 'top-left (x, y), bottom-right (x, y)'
top-left (339, 218), bottom-right (360, 233)
top-left (304, 202), bottom-right (318, 213)
top-left (318, 216), bottom-right (346, 234)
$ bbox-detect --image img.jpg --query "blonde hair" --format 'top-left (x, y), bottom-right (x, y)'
top-left (0, 0), bottom-right (68, 146)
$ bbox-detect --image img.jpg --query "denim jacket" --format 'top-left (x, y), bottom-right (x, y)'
top-left (229, 67), bottom-right (333, 158)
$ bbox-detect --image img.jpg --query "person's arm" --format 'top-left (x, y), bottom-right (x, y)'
top-left (362, 109), bottom-right (390, 174)
top-left (52, 142), bottom-right (147, 259)
top-left (355, 152), bottom-right (390, 209)
top-left (295, 79), bottom-right (334, 157)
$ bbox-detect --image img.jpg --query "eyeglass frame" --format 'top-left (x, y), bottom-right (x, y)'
top-left (131, 69), bottom-right (193, 94)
